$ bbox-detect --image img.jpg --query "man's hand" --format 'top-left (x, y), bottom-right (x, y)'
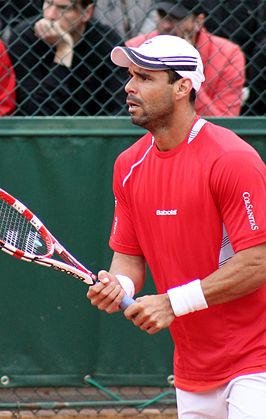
top-left (87, 270), bottom-right (127, 314)
top-left (35, 18), bottom-right (73, 46)
top-left (124, 294), bottom-right (175, 334)
top-left (34, 18), bottom-right (74, 67)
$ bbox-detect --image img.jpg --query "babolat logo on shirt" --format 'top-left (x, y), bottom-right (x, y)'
top-left (156, 209), bottom-right (177, 215)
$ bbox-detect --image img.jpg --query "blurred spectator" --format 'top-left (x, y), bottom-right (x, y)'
top-left (93, 0), bottom-right (156, 39)
top-left (126, 0), bottom-right (245, 117)
top-left (0, 40), bottom-right (16, 115)
top-left (7, 0), bottom-right (127, 116)
top-left (202, 0), bottom-right (265, 115)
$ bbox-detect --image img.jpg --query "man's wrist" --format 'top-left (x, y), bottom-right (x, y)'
top-left (167, 279), bottom-right (208, 317)
top-left (54, 44), bottom-right (74, 67)
top-left (116, 274), bottom-right (135, 298)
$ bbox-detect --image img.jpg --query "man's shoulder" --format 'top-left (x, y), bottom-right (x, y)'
top-left (201, 28), bottom-right (242, 55)
top-left (116, 132), bottom-right (153, 167)
top-left (126, 31), bottom-right (158, 47)
top-left (84, 19), bottom-right (124, 45)
top-left (202, 121), bottom-right (258, 155)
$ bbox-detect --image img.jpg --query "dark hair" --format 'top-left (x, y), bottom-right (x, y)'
top-left (74, 0), bottom-right (95, 7)
top-left (155, 0), bottom-right (210, 16)
top-left (167, 70), bottom-right (196, 104)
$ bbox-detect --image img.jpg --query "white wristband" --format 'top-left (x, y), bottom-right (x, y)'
top-left (167, 279), bottom-right (208, 317)
top-left (116, 274), bottom-right (135, 298)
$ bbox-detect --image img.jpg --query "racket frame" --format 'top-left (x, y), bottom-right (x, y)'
top-left (0, 188), bottom-right (96, 285)
top-left (0, 188), bottom-right (134, 308)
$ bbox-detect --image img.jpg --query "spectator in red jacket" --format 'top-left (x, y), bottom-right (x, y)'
top-left (126, 1), bottom-right (245, 117)
top-left (0, 40), bottom-right (16, 115)
top-left (202, 0), bottom-right (265, 116)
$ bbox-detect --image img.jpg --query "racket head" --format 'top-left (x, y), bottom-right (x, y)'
top-left (0, 188), bottom-right (54, 261)
top-left (0, 188), bottom-right (96, 285)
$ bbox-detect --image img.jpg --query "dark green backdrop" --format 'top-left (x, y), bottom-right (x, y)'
top-left (0, 117), bottom-right (265, 388)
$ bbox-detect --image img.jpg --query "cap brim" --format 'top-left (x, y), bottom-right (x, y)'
top-left (111, 46), bottom-right (177, 71)
top-left (111, 46), bottom-right (133, 68)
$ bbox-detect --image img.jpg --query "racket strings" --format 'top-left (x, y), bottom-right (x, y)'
top-left (0, 200), bottom-right (49, 256)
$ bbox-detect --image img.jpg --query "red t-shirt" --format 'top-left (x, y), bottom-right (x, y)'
top-left (109, 118), bottom-right (266, 391)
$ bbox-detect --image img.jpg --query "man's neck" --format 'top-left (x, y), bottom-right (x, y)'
top-left (152, 111), bottom-right (197, 151)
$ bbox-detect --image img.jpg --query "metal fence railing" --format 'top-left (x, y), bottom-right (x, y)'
top-left (0, 0), bottom-right (265, 117)
top-left (0, 379), bottom-right (177, 418)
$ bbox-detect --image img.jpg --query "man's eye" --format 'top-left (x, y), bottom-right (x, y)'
top-left (140, 75), bottom-right (149, 81)
top-left (58, 5), bottom-right (72, 11)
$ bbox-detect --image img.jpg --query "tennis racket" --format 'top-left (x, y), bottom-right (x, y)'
top-left (0, 188), bottom-right (134, 310)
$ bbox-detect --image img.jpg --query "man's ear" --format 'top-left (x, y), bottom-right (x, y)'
top-left (195, 13), bottom-right (205, 32)
top-left (174, 78), bottom-right (193, 98)
top-left (81, 3), bottom-right (94, 23)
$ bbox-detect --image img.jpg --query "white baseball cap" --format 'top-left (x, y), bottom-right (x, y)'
top-left (111, 35), bottom-right (205, 92)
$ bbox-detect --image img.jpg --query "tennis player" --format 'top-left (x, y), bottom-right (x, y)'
top-left (87, 35), bottom-right (266, 418)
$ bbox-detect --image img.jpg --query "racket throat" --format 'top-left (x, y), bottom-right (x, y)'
top-left (35, 257), bottom-right (95, 283)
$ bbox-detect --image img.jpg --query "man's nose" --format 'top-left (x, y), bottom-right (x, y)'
top-left (44, 4), bottom-right (59, 20)
top-left (125, 77), bottom-right (137, 94)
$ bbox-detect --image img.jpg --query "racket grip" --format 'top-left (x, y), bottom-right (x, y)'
top-left (94, 279), bottom-right (135, 310)
top-left (120, 294), bottom-right (135, 310)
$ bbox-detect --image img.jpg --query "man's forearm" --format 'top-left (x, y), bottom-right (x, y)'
top-left (201, 243), bottom-right (266, 305)
top-left (54, 42), bottom-right (74, 68)
top-left (109, 252), bottom-right (146, 294)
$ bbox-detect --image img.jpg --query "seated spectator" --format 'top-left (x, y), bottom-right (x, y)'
top-left (126, 1), bottom-right (246, 117)
top-left (201, 0), bottom-right (265, 116)
top-left (8, 0), bottom-right (127, 116)
top-left (93, 0), bottom-right (156, 39)
top-left (0, 39), bottom-right (16, 115)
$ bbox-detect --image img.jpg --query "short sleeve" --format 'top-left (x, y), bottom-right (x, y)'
top-left (109, 158), bottom-right (143, 255)
top-left (210, 150), bottom-right (266, 252)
